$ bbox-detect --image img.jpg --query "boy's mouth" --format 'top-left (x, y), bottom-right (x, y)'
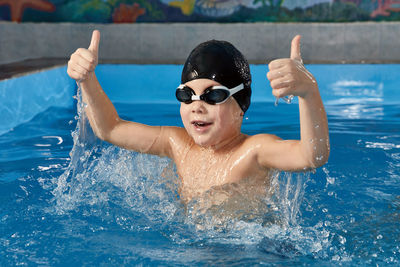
top-left (192, 120), bottom-right (213, 130)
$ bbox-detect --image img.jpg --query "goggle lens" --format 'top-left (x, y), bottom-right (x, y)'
top-left (175, 87), bottom-right (194, 104)
top-left (203, 88), bottom-right (229, 104)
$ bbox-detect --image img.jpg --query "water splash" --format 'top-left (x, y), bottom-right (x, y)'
top-left (275, 95), bottom-right (295, 106)
top-left (50, 84), bottom-right (180, 217)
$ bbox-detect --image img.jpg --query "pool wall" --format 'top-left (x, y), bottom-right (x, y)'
top-left (0, 66), bottom-right (75, 135)
top-left (2, 63), bottom-right (399, 136)
top-left (1, 22), bottom-right (400, 66)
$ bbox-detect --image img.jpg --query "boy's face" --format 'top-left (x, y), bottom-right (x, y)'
top-left (180, 79), bottom-right (243, 148)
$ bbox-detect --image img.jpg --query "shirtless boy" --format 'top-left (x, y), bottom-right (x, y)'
top-left (67, 30), bottom-right (329, 203)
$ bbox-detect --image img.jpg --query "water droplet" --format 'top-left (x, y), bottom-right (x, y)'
top-left (326, 176), bottom-right (335, 185)
top-left (338, 235), bottom-right (346, 244)
top-left (316, 155), bottom-right (324, 161)
top-left (377, 234), bottom-right (383, 240)
top-left (315, 124), bottom-right (320, 129)
top-left (332, 255), bottom-right (340, 261)
top-left (322, 208), bottom-right (328, 213)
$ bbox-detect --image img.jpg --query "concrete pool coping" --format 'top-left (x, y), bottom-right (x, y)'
top-left (0, 58), bottom-right (66, 80)
top-left (1, 22), bottom-right (400, 79)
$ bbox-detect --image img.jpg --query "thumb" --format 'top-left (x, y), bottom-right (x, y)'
top-left (88, 30), bottom-right (100, 56)
top-left (290, 35), bottom-right (302, 61)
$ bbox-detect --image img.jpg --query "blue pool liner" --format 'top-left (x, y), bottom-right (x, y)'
top-left (1, 64), bottom-right (400, 135)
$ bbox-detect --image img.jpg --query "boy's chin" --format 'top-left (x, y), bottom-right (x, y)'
top-left (192, 135), bottom-right (216, 148)
top-left (194, 139), bottom-right (214, 148)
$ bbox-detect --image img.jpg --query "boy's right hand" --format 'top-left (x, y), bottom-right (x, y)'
top-left (67, 30), bottom-right (100, 81)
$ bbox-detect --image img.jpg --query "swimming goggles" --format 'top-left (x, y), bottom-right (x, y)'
top-left (175, 83), bottom-right (244, 105)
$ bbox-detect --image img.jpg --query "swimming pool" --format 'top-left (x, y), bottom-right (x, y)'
top-left (0, 64), bottom-right (399, 265)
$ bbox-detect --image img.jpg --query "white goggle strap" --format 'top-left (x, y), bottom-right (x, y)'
top-left (227, 83), bottom-right (244, 96)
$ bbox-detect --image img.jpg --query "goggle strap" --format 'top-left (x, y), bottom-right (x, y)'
top-left (191, 95), bottom-right (201, 101)
top-left (229, 83), bottom-right (244, 95)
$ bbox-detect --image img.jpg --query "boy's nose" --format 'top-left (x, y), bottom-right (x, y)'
top-left (191, 100), bottom-right (207, 114)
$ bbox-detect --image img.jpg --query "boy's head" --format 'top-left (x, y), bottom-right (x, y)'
top-left (181, 40), bottom-right (252, 113)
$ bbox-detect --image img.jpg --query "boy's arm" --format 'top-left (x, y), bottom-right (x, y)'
top-left (67, 30), bottom-right (174, 157)
top-left (254, 35), bottom-right (329, 171)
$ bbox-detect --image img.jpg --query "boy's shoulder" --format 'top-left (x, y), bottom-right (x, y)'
top-left (159, 126), bottom-right (192, 155)
top-left (216, 133), bottom-right (283, 160)
top-left (243, 133), bottom-right (282, 147)
top-left (237, 133), bottom-right (283, 160)
top-left (162, 126), bottom-right (189, 141)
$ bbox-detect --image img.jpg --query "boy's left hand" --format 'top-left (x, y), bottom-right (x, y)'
top-left (267, 35), bottom-right (317, 99)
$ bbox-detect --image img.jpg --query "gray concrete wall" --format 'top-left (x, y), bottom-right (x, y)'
top-left (1, 22), bottom-right (400, 65)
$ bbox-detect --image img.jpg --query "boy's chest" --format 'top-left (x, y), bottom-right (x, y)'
top-left (174, 147), bottom-right (266, 199)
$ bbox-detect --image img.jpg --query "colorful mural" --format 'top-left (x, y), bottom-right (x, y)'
top-left (1, 0), bottom-right (400, 22)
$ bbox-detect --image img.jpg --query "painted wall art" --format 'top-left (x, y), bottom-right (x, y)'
top-left (1, 0), bottom-right (400, 23)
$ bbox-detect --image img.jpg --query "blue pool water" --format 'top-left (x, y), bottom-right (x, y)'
top-left (0, 64), bottom-right (399, 266)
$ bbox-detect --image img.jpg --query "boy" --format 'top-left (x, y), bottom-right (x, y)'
top-left (67, 30), bottom-right (329, 203)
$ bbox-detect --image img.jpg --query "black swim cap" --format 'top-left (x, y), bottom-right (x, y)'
top-left (181, 40), bottom-right (251, 113)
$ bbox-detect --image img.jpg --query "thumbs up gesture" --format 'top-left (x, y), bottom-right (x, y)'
top-left (67, 30), bottom-right (100, 81)
top-left (267, 35), bottom-right (317, 100)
